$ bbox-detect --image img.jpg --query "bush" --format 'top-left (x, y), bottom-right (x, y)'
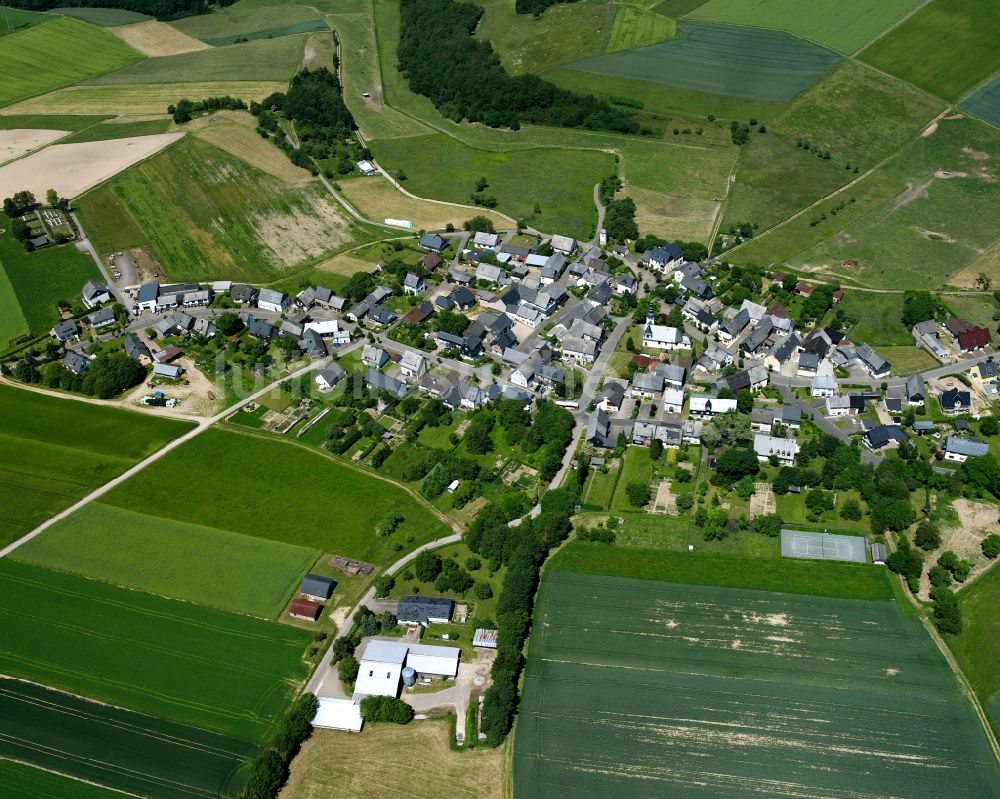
top-left (839, 497), bottom-right (862, 520)
top-left (413, 550), bottom-right (442, 582)
top-left (474, 581), bottom-right (494, 600)
top-left (373, 575), bottom-right (395, 598)
top-left (931, 586), bottom-right (962, 634)
top-left (914, 521), bottom-right (941, 551)
top-left (676, 493), bottom-right (694, 512)
top-left (577, 526), bottom-right (616, 544)
top-left (983, 533), bottom-right (1000, 559)
top-left (753, 512), bottom-right (783, 538)
top-left (625, 481), bottom-right (651, 507)
top-left (339, 654), bottom-right (360, 683)
top-left (360, 695), bottom-right (413, 724)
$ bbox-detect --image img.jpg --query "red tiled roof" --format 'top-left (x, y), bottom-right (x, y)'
top-left (797, 284), bottom-right (813, 296)
top-left (958, 327), bottom-right (991, 351)
top-left (289, 599), bottom-right (322, 620)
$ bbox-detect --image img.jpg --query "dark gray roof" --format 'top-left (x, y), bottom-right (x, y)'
top-left (299, 573), bottom-right (334, 599)
top-left (397, 595), bottom-right (453, 624)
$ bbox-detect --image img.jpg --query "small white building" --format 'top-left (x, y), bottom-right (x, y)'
top-left (357, 160), bottom-right (378, 176)
top-left (662, 387), bottom-right (684, 414)
top-left (257, 288), bottom-right (290, 314)
top-left (312, 697), bottom-right (364, 732)
top-left (354, 640), bottom-right (408, 698)
top-left (641, 322), bottom-right (690, 351)
top-left (825, 395), bottom-right (852, 417)
top-left (400, 350), bottom-right (429, 377)
top-left (811, 374), bottom-right (837, 398)
top-left (304, 319), bottom-right (351, 344)
top-left (689, 395), bottom-right (738, 418)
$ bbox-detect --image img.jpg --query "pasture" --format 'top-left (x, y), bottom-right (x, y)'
top-left (170, 4), bottom-right (326, 44)
top-left (0, 17), bottom-right (141, 110)
top-left (369, 133), bottom-right (613, 239)
top-left (109, 19), bottom-right (211, 56)
top-left (0, 384), bottom-right (190, 547)
top-left (284, 719), bottom-right (504, 799)
top-left (607, 6), bottom-right (676, 52)
top-left (0, 133), bottom-right (183, 199)
top-left (337, 175), bottom-right (510, 231)
top-left (0, 758), bottom-right (123, 799)
top-left (88, 34), bottom-right (308, 84)
top-left (564, 22), bottom-right (841, 102)
top-left (0, 262), bottom-right (28, 344)
top-left (0, 559), bottom-right (311, 741)
top-left (835, 291), bottom-right (912, 345)
top-left (515, 569), bottom-right (1000, 797)
top-left (101, 427), bottom-right (450, 564)
top-left (685, 0), bottom-right (924, 55)
top-left (77, 136), bottom-right (358, 282)
top-left (0, 114), bottom-right (110, 131)
top-left (551, 541), bottom-right (891, 600)
top-left (14, 502), bottom-right (319, 617)
top-left (950, 563), bottom-right (1000, 734)
top-left (0, 678), bottom-right (256, 799)
top-left (859, 0), bottom-right (1000, 102)
top-left (60, 117), bottom-right (173, 142)
top-left (962, 75), bottom-right (1000, 128)
top-left (3, 80), bottom-right (286, 115)
top-left (0, 8), bottom-right (53, 37)
top-left (50, 6), bottom-right (152, 26)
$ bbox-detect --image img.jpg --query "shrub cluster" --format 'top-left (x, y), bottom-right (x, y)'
top-left (239, 693), bottom-right (318, 799)
top-left (360, 695), bottom-right (414, 724)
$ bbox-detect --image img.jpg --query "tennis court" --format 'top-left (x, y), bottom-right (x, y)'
top-left (781, 529), bottom-right (867, 563)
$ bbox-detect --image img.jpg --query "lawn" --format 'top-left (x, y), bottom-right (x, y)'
top-left (50, 6), bottom-right (152, 25)
top-left (0, 17), bottom-right (141, 110)
top-left (170, 3), bottom-right (326, 44)
top-left (877, 345), bottom-right (940, 376)
top-left (0, 383), bottom-right (192, 548)
top-left (515, 569), bottom-right (1000, 797)
top-left (0, 559), bottom-right (312, 742)
top-left (76, 136), bottom-right (361, 282)
top-left (101, 427), bottom-right (450, 565)
top-left (962, 75), bottom-right (1000, 128)
top-left (685, 0), bottom-right (924, 55)
top-left (785, 116), bottom-right (1000, 290)
top-left (0, 678), bottom-right (256, 799)
top-left (609, 446), bottom-right (654, 512)
top-left (87, 34), bottom-right (308, 84)
top-left (603, 511), bottom-right (781, 557)
top-left (607, 6), bottom-right (677, 52)
top-left (14, 502), bottom-right (320, 617)
top-left (0, 214), bottom-right (100, 335)
top-left (550, 540), bottom-right (892, 600)
top-left (859, 0), bottom-right (1000, 102)
top-left (368, 133), bottom-right (613, 240)
top-left (283, 719), bottom-right (504, 799)
top-left (564, 22), bottom-right (841, 103)
top-left (581, 461), bottom-right (621, 510)
top-left (0, 758), bottom-right (124, 799)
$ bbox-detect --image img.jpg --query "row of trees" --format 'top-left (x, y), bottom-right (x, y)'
top-left (239, 693), bottom-right (318, 799)
top-left (168, 95), bottom-right (247, 124)
top-left (397, 0), bottom-right (638, 133)
top-left (8, 0), bottom-right (227, 19)
top-left (14, 352), bottom-right (146, 399)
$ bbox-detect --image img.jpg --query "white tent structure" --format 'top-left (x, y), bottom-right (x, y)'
top-left (312, 697), bottom-right (363, 732)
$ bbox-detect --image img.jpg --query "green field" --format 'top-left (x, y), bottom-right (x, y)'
top-left (369, 134), bottom-right (612, 239)
top-left (0, 559), bottom-right (311, 741)
top-left (784, 116), bottom-right (1000, 289)
top-left (0, 17), bottom-right (141, 109)
top-left (170, 3), bottom-right (324, 43)
top-left (0, 259), bottom-right (28, 345)
top-left (77, 136), bottom-right (361, 282)
top-left (607, 6), bottom-right (677, 52)
top-left (0, 213), bottom-right (100, 334)
top-left (0, 678), bottom-right (256, 799)
top-left (102, 427), bottom-right (450, 564)
top-left (551, 541), bottom-right (892, 600)
top-left (686, 0), bottom-right (923, 54)
top-left (962, 75), bottom-right (1000, 128)
top-left (88, 34), bottom-right (308, 84)
top-left (564, 22), bottom-right (841, 102)
top-left (59, 117), bottom-right (172, 142)
top-left (15, 502), bottom-right (320, 617)
top-left (50, 6), bottom-right (153, 25)
top-left (0, 113), bottom-right (110, 130)
top-left (835, 291), bottom-right (912, 345)
top-left (0, 758), bottom-right (124, 799)
top-left (0, 384), bottom-right (191, 547)
top-left (950, 563), bottom-right (1000, 733)
top-left (515, 569), bottom-right (1000, 797)
top-left (0, 8), bottom-right (54, 36)
top-left (859, 0), bottom-right (1000, 102)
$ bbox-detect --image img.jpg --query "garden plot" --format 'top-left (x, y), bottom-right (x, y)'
top-left (748, 481), bottom-right (776, 518)
top-left (651, 478), bottom-right (677, 515)
top-left (110, 20), bottom-right (211, 56)
top-left (0, 133), bottom-right (182, 198)
top-left (0, 127), bottom-right (66, 163)
top-left (917, 499), bottom-right (1000, 600)
top-left (515, 569), bottom-right (1000, 798)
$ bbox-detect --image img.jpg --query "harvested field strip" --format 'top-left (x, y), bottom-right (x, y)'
top-left (685, 0), bottom-right (923, 55)
top-left (59, 118), bottom-right (173, 143)
top-left (514, 570), bottom-right (1000, 798)
top-left (189, 111), bottom-right (312, 184)
top-left (0, 678), bottom-right (255, 799)
top-left (109, 20), bottom-right (211, 56)
top-left (0, 127), bottom-right (68, 164)
top-left (88, 35), bottom-right (308, 85)
top-left (101, 427), bottom-right (450, 565)
top-left (0, 758), bottom-right (124, 799)
top-left (551, 541), bottom-right (892, 600)
top-left (170, 4), bottom-right (324, 43)
top-left (3, 81), bottom-right (287, 116)
top-left (962, 75), bottom-right (1000, 129)
top-left (0, 17), bottom-right (141, 110)
top-left (607, 6), bottom-right (677, 53)
top-left (0, 559), bottom-right (311, 742)
top-left (565, 22), bottom-right (840, 102)
top-left (14, 503), bottom-right (320, 618)
top-left (858, 0), bottom-right (1000, 102)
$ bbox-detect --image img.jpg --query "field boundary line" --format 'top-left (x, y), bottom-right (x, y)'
top-left (850, 0), bottom-right (934, 58)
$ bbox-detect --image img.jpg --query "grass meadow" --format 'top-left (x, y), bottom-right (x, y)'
top-left (60, 117), bottom-right (172, 142)
top-left (608, 6), bottom-right (677, 53)
top-left (0, 559), bottom-right (312, 741)
top-left (77, 136), bottom-right (360, 282)
top-left (0, 384), bottom-right (191, 547)
top-left (0, 113), bottom-right (110, 130)
top-left (369, 133), bottom-right (613, 240)
top-left (950, 564), bottom-right (1000, 733)
top-left (0, 678), bottom-right (256, 799)
top-left (51, 6), bottom-right (153, 26)
top-left (101, 427), bottom-right (450, 564)
top-left (15, 503), bottom-right (320, 617)
top-left (859, 0), bottom-right (1000, 102)
top-left (0, 212), bottom-right (100, 334)
top-left (0, 261), bottom-right (28, 344)
top-left (88, 34), bottom-right (308, 84)
top-left (170, 3), bottom-right (324, 43)
top-left (0, 8), bottom-right (53, 36)
top-left (515, 569), bottom-right (1000, 797)
top-left (564, 22), bottom-right (840, 103)
top-left (0, 758), bottom-right (124, 799)
top-left (685, 0), bottom-right (923, 55)
top-left (0, 17), bottom-right (141, 109)
top-left (961, 75), bottom-right (1000, 128)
